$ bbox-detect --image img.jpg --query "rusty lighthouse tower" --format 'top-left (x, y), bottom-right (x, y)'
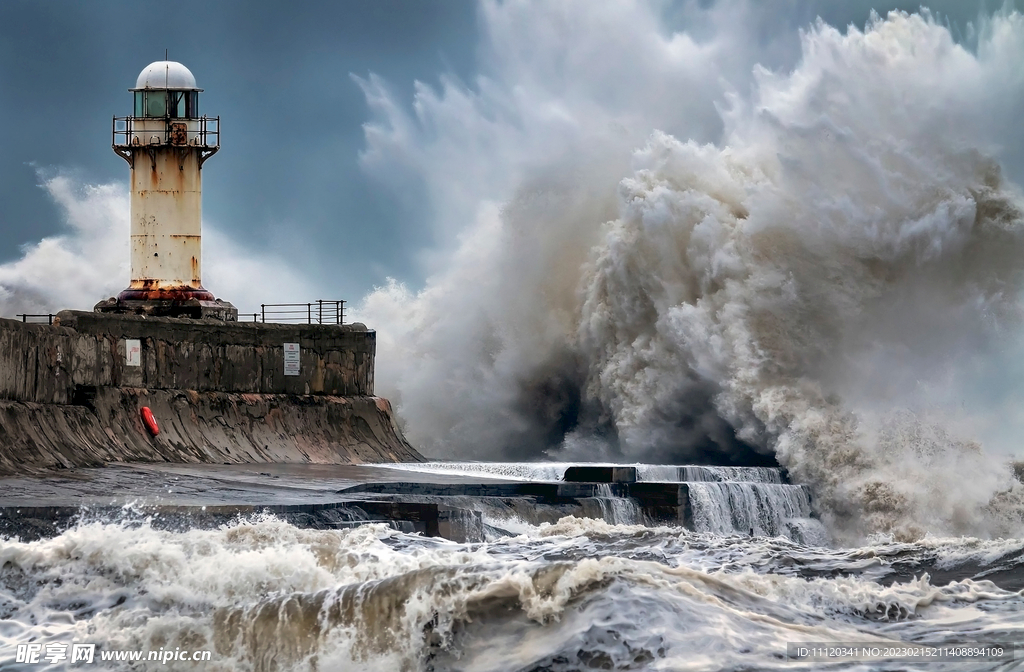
top-left (96, 60), bottom-right (236, 320)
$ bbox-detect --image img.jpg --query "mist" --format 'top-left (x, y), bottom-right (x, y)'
top-left (354, 3), bottom-right (1024, 540)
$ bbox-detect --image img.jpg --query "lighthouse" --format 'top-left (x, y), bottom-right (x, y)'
top-left (96, 60), bottom-right (236, 320)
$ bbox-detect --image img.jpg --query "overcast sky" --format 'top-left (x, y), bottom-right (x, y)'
top-left (0, 0), bottom-right (1001, 307)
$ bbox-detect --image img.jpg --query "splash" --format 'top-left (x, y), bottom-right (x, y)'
top-left (575, 13), bottom-right (1024, 540)
top-left (355, 6), bottom-right (1024, 540)
top-left (0, 177), bottom-right (127, 315)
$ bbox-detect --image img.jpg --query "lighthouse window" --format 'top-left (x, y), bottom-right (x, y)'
top-left (145, 91), bottom-right (166, 117)
top-left (186, 92), bottom-right (199, 118)
top-left (134, 91), bottom-right (144, 117)
top-left (167, 91), bottom-right (186, 118)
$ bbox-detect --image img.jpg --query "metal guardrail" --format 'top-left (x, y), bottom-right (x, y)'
top-left (112, 115), bottom-right (220, 148)
top-left (112, 115), bottom-right (220, 168)
top-left (10, 302), bottom-right (346, 327)
top-left (245, 300), bottom-right (346, 325)
top-left (16, 314), bottom-right (56, 325)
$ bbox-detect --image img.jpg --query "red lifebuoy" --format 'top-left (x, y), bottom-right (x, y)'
top-left (140, 406), bottom-right (160, 436)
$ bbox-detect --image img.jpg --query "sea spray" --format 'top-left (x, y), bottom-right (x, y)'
top-left (356, 8), bottom-right (1024, 541)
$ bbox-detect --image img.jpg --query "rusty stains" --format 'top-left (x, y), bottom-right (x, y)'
top-left (118, 134), bottom-right (209, 309)
top-left (119, 285), bottom-right (215, 302)
top-left (170, 123), bottom-right (187, 146)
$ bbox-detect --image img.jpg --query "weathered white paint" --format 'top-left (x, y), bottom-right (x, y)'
top-left (126, 118), bottom-right (202, 146)
top-left (111, 61), bottom-right (219, 298)
top-left (128, 147), bottom-right (203, 289)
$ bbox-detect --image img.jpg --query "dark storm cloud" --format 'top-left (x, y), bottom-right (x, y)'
top-left (0, 0), bottom-right (1005, 306)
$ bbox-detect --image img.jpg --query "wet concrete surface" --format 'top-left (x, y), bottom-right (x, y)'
top-left (0, 463), bottom-right (525, 543)
top-left (0, 464), bottom-right (698, 545)
top-left (0, 462), bottom-right (514, 508)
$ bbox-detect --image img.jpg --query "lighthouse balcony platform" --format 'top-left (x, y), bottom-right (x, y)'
top-left (112, 115), bottom-right (219, 150)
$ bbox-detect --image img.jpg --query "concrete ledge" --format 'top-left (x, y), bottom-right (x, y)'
top-left (563, 466), bottom-right (638, 483)
top-left (342, 480), bottom-right (694, 527)
top-left (340, 481), bottom-right (641, 500)
top-left (626, 483), bottom-right (692, 526)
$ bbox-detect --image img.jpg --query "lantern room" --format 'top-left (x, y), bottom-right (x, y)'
top-left (131, 61), bottom-right (201, 118)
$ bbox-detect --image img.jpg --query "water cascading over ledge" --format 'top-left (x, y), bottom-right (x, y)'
top-left (349, 462), bottom-right (827, 543)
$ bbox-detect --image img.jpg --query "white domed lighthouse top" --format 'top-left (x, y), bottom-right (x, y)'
top-left (132, 61), bottom-right (201, 91)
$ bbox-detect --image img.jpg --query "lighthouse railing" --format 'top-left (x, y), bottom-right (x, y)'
top-left (249, 301), bottom-right (347, 325)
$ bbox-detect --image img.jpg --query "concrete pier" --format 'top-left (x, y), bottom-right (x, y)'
top-left (0, 463), bottom-right (505, 543)
top-left (0, 462), bottom-right (717, 542)
top-left (0, 310), bottom-right (420, 474)
top-left (0, 306), bottom-right (813, 545)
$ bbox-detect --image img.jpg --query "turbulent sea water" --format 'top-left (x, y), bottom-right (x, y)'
top-left (2, 463), bottom-right (1024, 672)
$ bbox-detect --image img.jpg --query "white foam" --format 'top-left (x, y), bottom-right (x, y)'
top-left (3, 517), bottom-right (1022, 671)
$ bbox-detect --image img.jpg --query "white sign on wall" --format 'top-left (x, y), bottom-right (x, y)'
top-left (283, 342), bottom-right (300, 376)
top-left (125, 339), bottom-right (141, 367)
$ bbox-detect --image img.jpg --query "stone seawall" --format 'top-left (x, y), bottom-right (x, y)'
top-left (0, 311), bottom-right (374, 402)
top-left (0, 312), bottom-right (421, 473)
